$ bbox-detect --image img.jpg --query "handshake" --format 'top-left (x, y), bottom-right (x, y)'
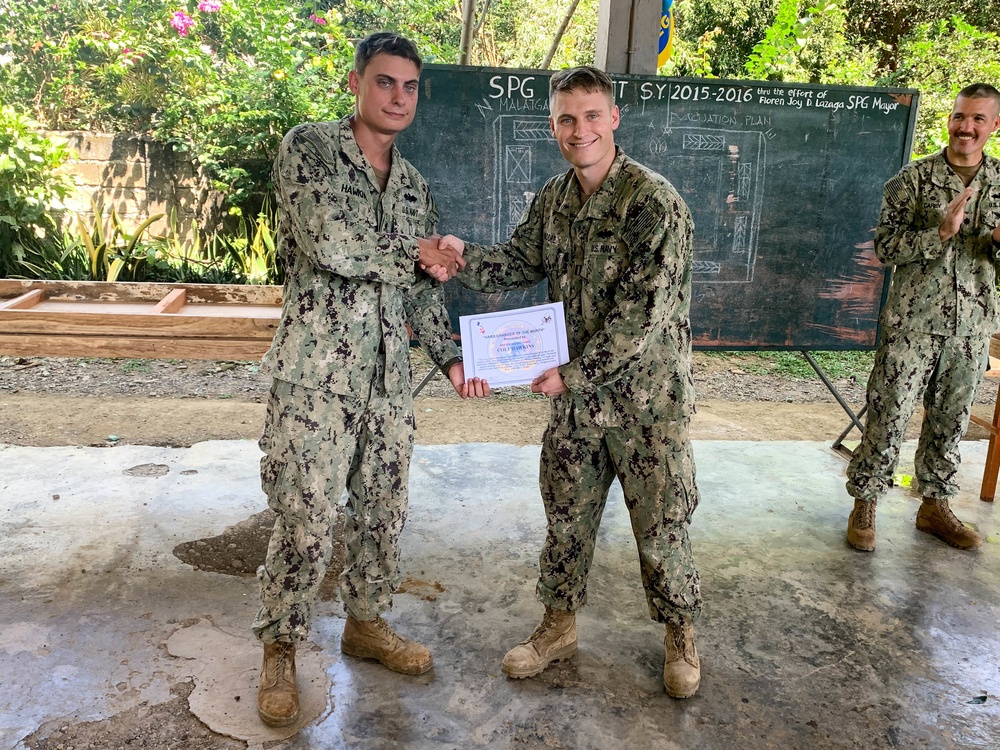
top-left (418, 234), bottom-right (466, 283)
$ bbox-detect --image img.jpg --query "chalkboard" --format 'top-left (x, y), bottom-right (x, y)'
top-left (397, 65), bottom-right (919, 350)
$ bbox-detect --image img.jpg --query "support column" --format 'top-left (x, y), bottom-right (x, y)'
top-left (594, 0), bottom-right (662, 75)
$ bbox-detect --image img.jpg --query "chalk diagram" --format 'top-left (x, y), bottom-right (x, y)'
top-left (490, 114), bottom-right (765, 285)
top-left (492, 116), bottom-right (553, 241)
top-left (648, 127), bottom-right (765, 283)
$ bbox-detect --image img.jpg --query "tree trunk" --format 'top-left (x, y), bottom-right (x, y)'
top-left (542, 0), bottom-right (584, 69)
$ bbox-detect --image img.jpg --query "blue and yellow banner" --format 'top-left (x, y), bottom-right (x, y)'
top-left (658, 0), bottom-right (674, 68)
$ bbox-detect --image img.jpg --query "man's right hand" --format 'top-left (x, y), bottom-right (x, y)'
top-left (939, 186), bottom-right (975, 243)
top-left (418, 236), bottom-right (465, 281)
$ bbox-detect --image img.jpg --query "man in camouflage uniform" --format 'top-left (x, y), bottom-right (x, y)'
top-left (252, 32), bottom-right (476, 727)
top-left (445, 67), bottom-right (703, 698)
top-left (846, 83), bottom-right (1000, 553)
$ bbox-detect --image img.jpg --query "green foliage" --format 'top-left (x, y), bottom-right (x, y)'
top-left (660, 22), bottom-right (723, 79)
top-left (843, 0), bottom-right (998, 70)
top-left (744, 1), bottom-right (876, 84)
top-left (670, 0), bottom-right (996, 161)
top-left (0, 0), bottom-right (356, 211)
top-left (880, 16), bottom-right (1000, 158)
top-left (75, 200), bottom-right (164, 282)
top-left (0, 105), bottom-right (75, 278)
top-left (743, 0), bottom-right (802, 80)
top-left (216, 203), bottom-right (283, 285)
top-left (670, 0), bottom-right (779, 79)
top-left (704, 350), bottom-right (874, 380)
top-left (332, 0), bottom-right (461, 63)
top-left (473, 0), bottom-right (600, 69)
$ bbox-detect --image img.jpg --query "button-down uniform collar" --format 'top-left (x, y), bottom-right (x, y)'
top-left (554, 147), bottom-right (628, 221)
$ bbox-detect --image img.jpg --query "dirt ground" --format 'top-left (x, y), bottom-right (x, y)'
top-left (1, 350), bottom-right (997, 447)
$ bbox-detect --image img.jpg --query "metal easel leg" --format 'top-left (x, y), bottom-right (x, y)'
top-left (799, 350), bottom-right (867, 459)
top-left (412, 365), bottom-right (440, 397)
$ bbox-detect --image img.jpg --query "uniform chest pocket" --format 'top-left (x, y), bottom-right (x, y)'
top-left (583, 244), bottom-right (630, 284)
top-left (386, 207), bottom-right (426, 235)
top-left (915, 200), bottom-right (946, 231)
top-left (581, 244), bottom-right (630, 320)
top-left (327, 190), bottom-right (377, 228)
top-left (982, 190), bottom-right (1000, 228)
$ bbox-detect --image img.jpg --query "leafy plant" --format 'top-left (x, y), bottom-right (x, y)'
top-left (220, 203), bottom-right (281, 285)
top-left (0, 105), bottom-right (75, 278)
top-left (1, 0), bottom-right (356, 213)
top-left (76, 200), bottom-right (164, 282)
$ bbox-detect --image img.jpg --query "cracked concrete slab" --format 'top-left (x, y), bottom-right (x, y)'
top-left (1, 439), bottom-right (998, 749)
top-left (165, 619), bottom-right (332, 743)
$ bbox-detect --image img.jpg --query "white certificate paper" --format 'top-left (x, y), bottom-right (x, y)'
top-left (459, 302), bottom-right (570, 388)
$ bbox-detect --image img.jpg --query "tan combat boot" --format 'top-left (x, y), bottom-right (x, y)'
top-left (915, 498), bottom-right (983, 550)
top-left (846, 499), bottom-right (877, 551)
top-left (501, 606), bottom-right (577, 678)
top-left (663, 620), bottom-right (700, 698)
top-left (340, 615), bottom-right (433, 675)
top-left (257, 641), bottom-right (299, 727)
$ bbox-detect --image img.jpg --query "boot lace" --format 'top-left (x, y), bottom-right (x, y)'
top-left (527, 609), bottom-right (565, 643)
top-left (855, 501), bottom-right (876, 530)
top-left (936, 502), bottom-right (966, 532)
top-left (267, 642), bottom-right (294, 684)
top-left (372, 616), bottom-right (402, 645)
top-left (667, 624), bottom-right (695, 661)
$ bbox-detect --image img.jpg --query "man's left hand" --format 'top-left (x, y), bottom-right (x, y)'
top-left (531, 367), bottom-right (568, 398)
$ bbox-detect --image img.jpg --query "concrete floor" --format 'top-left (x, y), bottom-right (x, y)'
top-left (1, 439), bottom-right (998, 750)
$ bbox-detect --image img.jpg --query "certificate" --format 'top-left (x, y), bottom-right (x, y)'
top-left (459, 302), bottom-right (570, 388)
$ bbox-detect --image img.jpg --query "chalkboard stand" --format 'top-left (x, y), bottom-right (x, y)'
top-left (798, 349), bottom-right (867, 457)
top-left (831, 407), bottom-right (867, 459)
top-left (412, 363), bottom-right (440, 397)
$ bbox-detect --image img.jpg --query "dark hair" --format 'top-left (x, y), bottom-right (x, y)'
top-left (549, 66), bottom-right (615, 109)
top-left (354, 32), bottom-right (422, 76)
top-left (957, 83), bottom-right (1000, 106)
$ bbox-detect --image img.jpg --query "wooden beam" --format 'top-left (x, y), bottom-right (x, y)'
top-left (595, 0), bottom-right (661, 75)
top-left (0, 333), bottom-right (272, 361)
top-left (0, 279), bottom-right (282, 306)
top-left (0, 310), bottom-right (278, 339)
top-left (0, 289), bottom-right (45, 311)
top-left (151, 289), bottom-right (188, 314)
top-left (0, 279), bottom-right (282, 362)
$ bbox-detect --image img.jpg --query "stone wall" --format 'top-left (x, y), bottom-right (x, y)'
top-left (48, 131), bottom-right (226, 241)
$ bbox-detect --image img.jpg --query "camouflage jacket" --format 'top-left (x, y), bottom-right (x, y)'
top-left (459, 148), bottom-right (695, 427)
top-left (877, 149), bottom-right (1000, 337)
top-left (262, 119), bottom-right (459, 397)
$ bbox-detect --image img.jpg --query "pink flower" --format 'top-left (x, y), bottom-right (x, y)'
top-left (308, 13), bottom-right (327, 25)
top-left (170, 10), bottom-right (195, 36)
top-left (197, 0), bottom-right (222, 12)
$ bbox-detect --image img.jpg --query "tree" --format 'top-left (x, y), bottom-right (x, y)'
top-left (743, 0), bottom-right (877, 84)
top-left (844, 0), bottom-right (998, 70)
top-left (881, 16), bottom-right (1000, 158)
top-left (470, 0), bottom-right (599, 69)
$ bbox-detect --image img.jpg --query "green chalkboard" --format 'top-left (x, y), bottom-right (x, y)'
top-left (397, 65), bottom-right (919, 350)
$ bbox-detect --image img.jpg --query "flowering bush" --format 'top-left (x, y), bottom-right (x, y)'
top-left (170, 11), bottom-right (196, 36)
top-left (0, 0), bottom-right (357, 210)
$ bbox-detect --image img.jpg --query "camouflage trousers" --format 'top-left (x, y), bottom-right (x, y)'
top-left (252, 379), bottom-right (415, 644)
top-left (847, 328), bottom-right (989, 502)
top-left (536, 420), bottom-right (702, 627)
